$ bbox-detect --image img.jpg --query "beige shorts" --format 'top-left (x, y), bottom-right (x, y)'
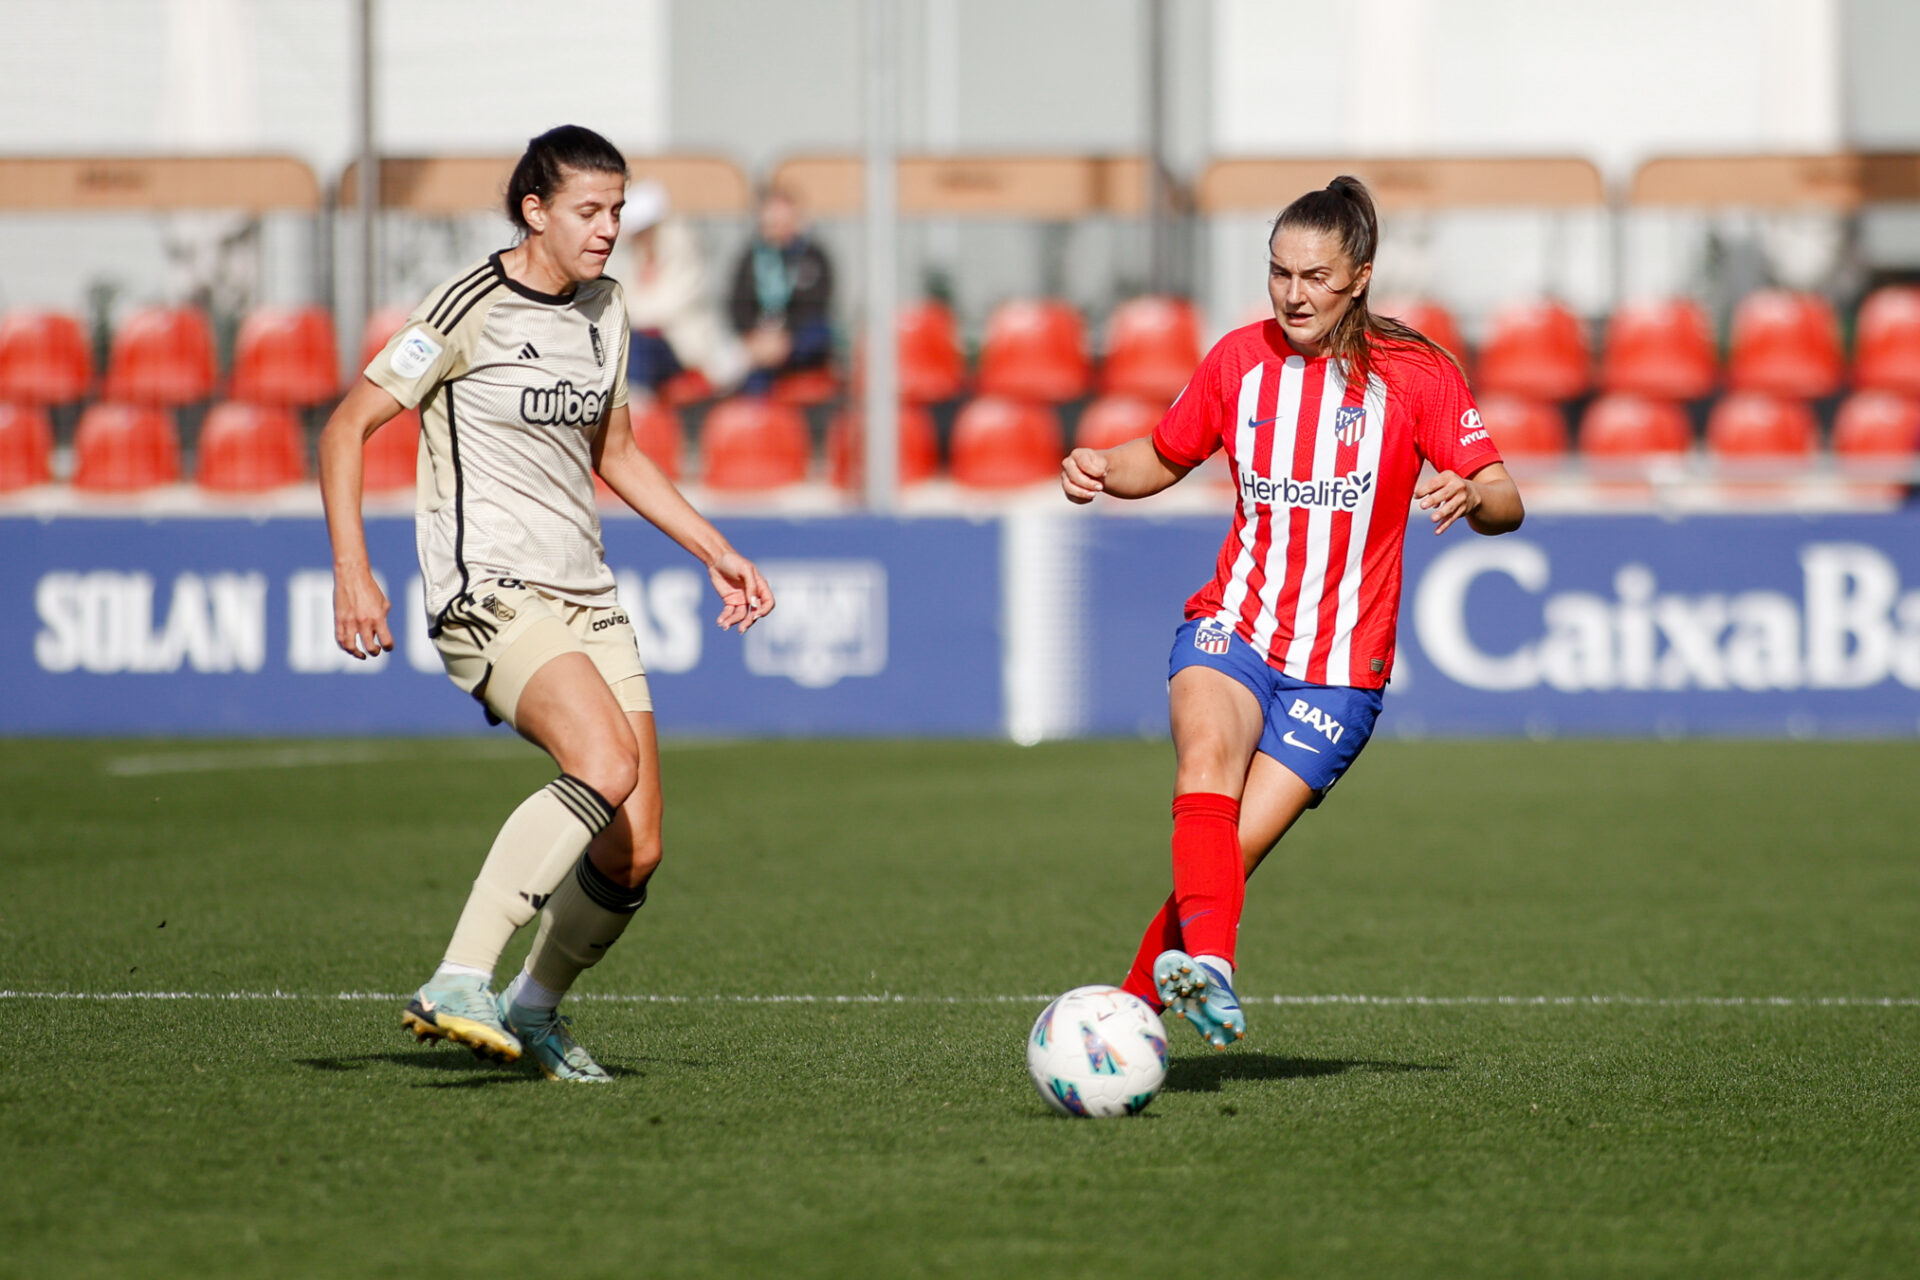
top-left (432, 580), bottom-right (651, 728)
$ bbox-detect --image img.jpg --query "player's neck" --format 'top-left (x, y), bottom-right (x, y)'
top-left (500, 241), bottom-right (579, 299)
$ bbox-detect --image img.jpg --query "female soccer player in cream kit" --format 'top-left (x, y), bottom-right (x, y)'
top-left (1061, 177), bottom-right (1524, 1048)
top-left (320, 126), bottom-right (774, 1082)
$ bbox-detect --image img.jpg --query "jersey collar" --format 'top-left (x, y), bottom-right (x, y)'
top-left (490, 250), bottom-right (578, 305)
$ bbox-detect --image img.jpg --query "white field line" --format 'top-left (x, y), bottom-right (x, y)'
top-left (1, 990), bottom-right (1917, 1008)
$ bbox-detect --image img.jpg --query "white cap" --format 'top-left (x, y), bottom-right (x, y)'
top-left (626, 179), bottom-right (669, 231)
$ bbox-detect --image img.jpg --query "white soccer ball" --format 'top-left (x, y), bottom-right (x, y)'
top-left (1026, 984), bottom-right (1169, 1118)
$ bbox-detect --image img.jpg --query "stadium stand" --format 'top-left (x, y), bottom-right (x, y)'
top-left (1100, 296), bottom-right (1202, 403)
top-left (977, 300), bottom-right (1091, 403)
top-left (229, 305), bottom-right (339, 407)
top-left (949, 395), bottom-right (1064, 488)
top-left (360, 408), bottom-right (420, 492)
top-left (1726, 289), bottom-right (1843, 400)
top-left (71, 403), bottom-right (182, 492)
top-left (1374, 298), bottom-right (1469, 371)
top-left (826, 403), bottom-right (940, 488)
top-left (700, 397), bottom-right (811, 490)
top-left (1477, 393), bottom-right (1569, 458)
top-left (355, 306), bottom-right (413, 378)
top-left (771, 368), bottom-right (841, 406)
top-left (194, 402), bottom-right (307, 492)
top-left (1074, 394), bottom-right (1163, 452)
top-left (1832, 389), bottom-right (1920, 458)
top-left (103, 306), bottom-right (218, 406)
top-left (631, 400), bottom-right (686, 480)
top-left (1705, 391), bottom-right (1818, 458)
top-left (0, 402), bottom-right (53, 491)
top-left (894, 300), bottom-right (966, 404)
top-left (1600, 297), bottom-right (1718, 400)
top-left (1578, 393), bottom-right (1693, 457)
top-left (0, 311), bottom-right (92, 404)
top-left (1476, 299), bottom-right (1592, 402)
top-left (1851, 285), bottom-right (1920, 397)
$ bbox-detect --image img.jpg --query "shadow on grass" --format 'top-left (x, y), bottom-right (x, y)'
top-left (1164, 1052), bottom-right (1449, 1093)
top-left (293, 1051), bottom-right (655, 1087)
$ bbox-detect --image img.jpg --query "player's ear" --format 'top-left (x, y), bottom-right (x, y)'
top-left (1351, 260), bottom-right (1372, 299)
top-left (522, 192), bottom-right (547, 234)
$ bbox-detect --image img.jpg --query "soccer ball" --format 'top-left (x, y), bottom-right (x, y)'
top-left (1026, 985), bottom-right (1169, 1117)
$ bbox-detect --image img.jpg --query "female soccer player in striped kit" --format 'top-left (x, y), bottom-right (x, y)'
top-left (320, 126), bottom-right (773, 1081)
top-left (1061, 176), bottom-right (1524, 1048)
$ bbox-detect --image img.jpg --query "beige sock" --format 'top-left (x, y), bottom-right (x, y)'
top-left (441, 774), bottom-right (616, 975)
top-left (525, 851), bottom-right (650, 997)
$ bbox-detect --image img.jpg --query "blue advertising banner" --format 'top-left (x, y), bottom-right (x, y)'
top-left (1078, 511), bottom-right (1920, 738)
top-left (7, 515), bottom-right (1003, 736)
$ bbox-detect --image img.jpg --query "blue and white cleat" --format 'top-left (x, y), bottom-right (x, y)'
top-left (401, 973), bottom-right (522, 1064)
top-left (1152, 949), bottom-right (1247, 1050)
top-left (499, 996), bottom-right (613, 1084)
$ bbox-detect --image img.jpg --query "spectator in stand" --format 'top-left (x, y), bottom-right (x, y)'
top-left (624, 179), bottom-right (748, 397)
top-left (727, 184), bottom-right (834, 394)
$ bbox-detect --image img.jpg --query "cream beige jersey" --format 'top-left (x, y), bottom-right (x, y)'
top-left (365, 251), bottom-right (631, 628)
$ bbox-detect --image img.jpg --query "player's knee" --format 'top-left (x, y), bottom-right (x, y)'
top-left (569, 743), bottom-right (638, 810)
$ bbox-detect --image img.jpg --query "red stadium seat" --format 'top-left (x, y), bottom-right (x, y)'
top-left (1852, 285), bottom-right (1920, 397)
top-left (72, 403), bottom-right (182, 492)
top-left (0, 310), bottom-right (92, 404)
top-left (1726, 289), bottom-right (1842, 399)
top-left (594, 402), bottom-right (685, 498)
top-left (1374, 298), bottom-right (1469, 369)
top-left (1074, 394), bottom-right (1163, 452)
top-left (1577, 393), bottom-right (1692, 457)
top-left (826, 403), bottom-right (939, 488)
top-left (1100, 296), bottom-right (1203, 403)
top-left (0, 402), bottom-right (54, 491)
top-left (1476, 299), bottom-right (1591, 401)
top-left (195, 402), bottom-right (307, 492)
top-left (355, 305), bottom-right (414, 377)
top-left (230, 306), bottom-right (340, 407)
top-left (1600, 297), bottom-right (1718, 400)
top-left (977, 300), bottom-right (1091, 402)
top-left (700, 397), bottom-right (811, 491)
top-left (1832, 390), bottom-right (1920, 457)
top-left (361, 408), bottom-right (420, 492)
top-left (772, 367), bottom-right (840, 406)
top-left (103, 306), bottom-right (217, 405)
top-left (659, 370), bottom-right (714, 406)
top-left (949, 396), bottom-right (1064, 488)
top-left (1476, 394), bottom-right (1568, 459)
top-left (896, 300), bottom-right (966, 404)
top-left (1705, 392), bottom-right (1817, 458)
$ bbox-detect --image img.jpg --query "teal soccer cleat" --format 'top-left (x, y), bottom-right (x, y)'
top-left (1152, 949), bottom-right (1247, 1050)
top-left (401, 973), bottom-right (522, 1064)
top-left (499, 996), bottom-right (613, 1084)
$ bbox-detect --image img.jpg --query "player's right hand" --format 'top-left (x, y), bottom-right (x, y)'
top-left (333, 569), bottom-right (394, 659)
top-left (1061, 447), bottom-right (1108, 504)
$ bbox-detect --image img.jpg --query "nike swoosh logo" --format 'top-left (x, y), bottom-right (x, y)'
top-left (1178, 910), bottom-right (1213, 928)
top-left (1246, 415), bottom-right (1279, 429)
top-left (1281, 730), bottom-right (1322, 753)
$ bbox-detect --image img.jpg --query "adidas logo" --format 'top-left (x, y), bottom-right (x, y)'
top-left (518, 342), bottom-right (540, 360)
top-left (520, 891), bottom-right (550, 910)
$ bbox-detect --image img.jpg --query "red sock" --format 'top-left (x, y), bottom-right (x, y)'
top-left (1169, 792), bottom-right (1243, 966)
top-left (1121, 893), bottom-right (1180, 1007)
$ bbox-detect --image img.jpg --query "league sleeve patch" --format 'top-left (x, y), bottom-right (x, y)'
top-left (388, 327), bottom-right (444, 380)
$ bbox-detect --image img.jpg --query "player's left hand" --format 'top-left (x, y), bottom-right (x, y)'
top-left (1414, 470), bottom-right (1481, 535)
top-left (709, 551), bottom-right (775, 632)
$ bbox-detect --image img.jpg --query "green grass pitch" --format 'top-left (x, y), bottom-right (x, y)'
top-left (3, 735), bottom-right (1918, 1279)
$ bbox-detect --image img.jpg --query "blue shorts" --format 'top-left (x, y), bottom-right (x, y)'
top-left (1168, 617), bottom-right (1383, 801)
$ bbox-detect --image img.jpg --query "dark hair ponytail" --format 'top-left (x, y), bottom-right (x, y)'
top-left (1272, 175), bottom-right (1461, 381)
top-left (504, 125), bottom-right (629, 235)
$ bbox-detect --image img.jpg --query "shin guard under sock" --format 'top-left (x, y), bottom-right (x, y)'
top-left (440, 774), bottom-right (616, 975)
top-left (524, 851), bottom-right (651, 998)
top-left (1169, 791), bottom-right (1243, 967)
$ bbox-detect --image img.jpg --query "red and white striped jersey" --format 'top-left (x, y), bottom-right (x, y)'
top-left (1153, 320), bottom-right (1502, 689)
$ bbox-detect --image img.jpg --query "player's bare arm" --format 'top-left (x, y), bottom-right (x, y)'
top-left (1414, 460), bottom-right (1524, 537)
top-left (592, 402), bottom-right (774, 630)
top-left (318, 377), bottom-right (408, 658)
top-left (1061, 435), bottom-right (1192, 504)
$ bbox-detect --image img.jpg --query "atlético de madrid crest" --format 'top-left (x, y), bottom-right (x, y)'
top-left (1334, 405), bottom-right (1367, 446)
